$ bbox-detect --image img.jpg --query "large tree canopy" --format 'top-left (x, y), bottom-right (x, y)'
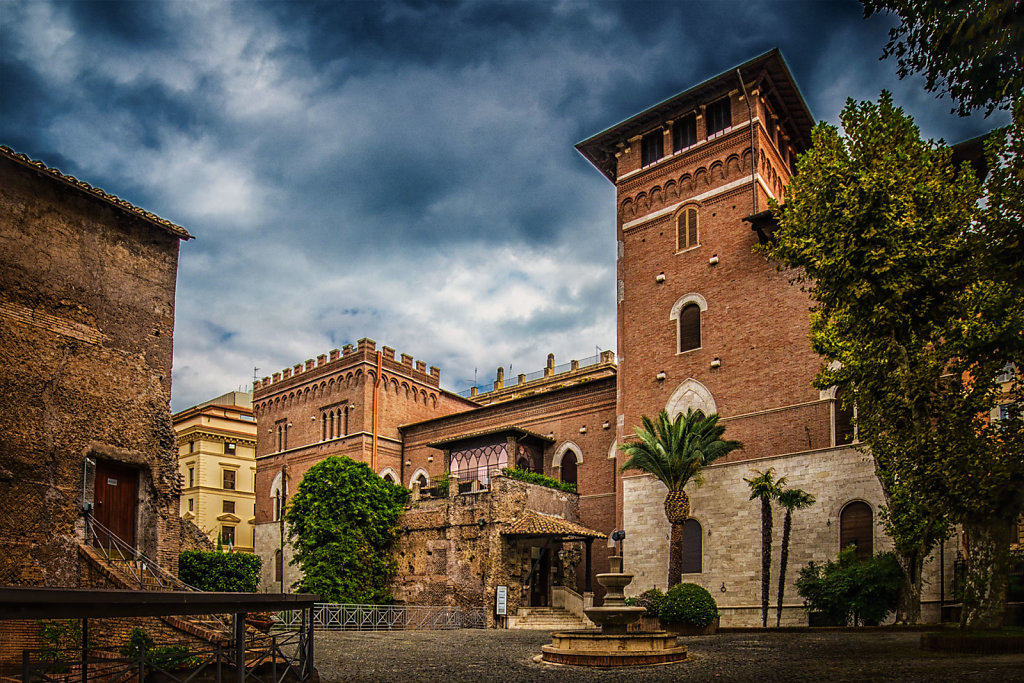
top-left (766, 93), bottom-right (1024, 627)
top-left (863, 0), bottom-right (1024, 115)
top-left (286, 456), bottom-right (409, 603)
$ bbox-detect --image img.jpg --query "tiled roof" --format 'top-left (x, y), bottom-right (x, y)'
top-left (502, 510), bottom-right (606, 539)
top-left (0, 145), bottom-right (193, 240)
top-left (426, 426), bottom-right (555, 449)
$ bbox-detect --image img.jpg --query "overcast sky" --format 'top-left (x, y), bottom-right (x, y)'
top-left (1, 0), bottom-right (1007, 411)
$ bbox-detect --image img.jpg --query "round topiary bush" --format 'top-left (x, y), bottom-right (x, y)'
top-left (659, 583), bottom-right (718, 627)
top-left (636, 588), bottom-right (666, 617)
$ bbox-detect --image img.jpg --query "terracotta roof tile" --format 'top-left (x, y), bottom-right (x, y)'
top-left (0, 145), bottom-right (193, 240)
top-left (502, 510), bottom-right (606, 539)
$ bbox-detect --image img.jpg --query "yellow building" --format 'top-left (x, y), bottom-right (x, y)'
top-left (174, 391), bottom-right (257, 551)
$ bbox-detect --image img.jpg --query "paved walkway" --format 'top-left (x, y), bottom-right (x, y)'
top-left (315, 629), bottom-right (1024, 682)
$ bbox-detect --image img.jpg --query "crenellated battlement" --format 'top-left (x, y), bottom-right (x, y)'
top-left (253, 337), bottom-right (442, 396)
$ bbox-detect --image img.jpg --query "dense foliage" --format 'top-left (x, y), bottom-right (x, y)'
top-left (659, 583), bottom-right (718, 627)
top-left (178, 550), bottom-right (261, 592)
top-left (620, 409), bottom-right (742, 588)
top-left (286, 456), bottom-right (409, 603)
top-left (765, 93), bottom-right (1024, 627)
top-left (796, 548), bottom-right (903, 626)
top-left (635, 587), bottom-right (666, 617)
top-left (501, 467), bottom-right (576, 493)
top-left (863, 0), bottom-right (1022, 114)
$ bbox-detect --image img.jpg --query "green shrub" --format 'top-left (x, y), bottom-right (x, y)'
top-left (501, 467), bottom-right (577, 493)
top-left (659, 583), bottom-right (718, 627)
top-left (37, 619), bottom-right (86, 670)
top-left (795, 547), bottom-right (903, 626)
top-left (179, 550), bottom-right (261, 592)
top-left (636, 588), bottom-right (666, 617)
top-left (120, 627), bottom-right (155, 658)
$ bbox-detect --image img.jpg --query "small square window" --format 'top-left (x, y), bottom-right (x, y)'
top-left (224, 442), bottom-right (236, 455)
top-left (223, 470), bottom-right (236, 490)
top-left (222, 500), bottom-right (235, 514)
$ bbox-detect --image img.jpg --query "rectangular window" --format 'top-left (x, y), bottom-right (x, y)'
top-left (705, 97), bottom-right (732, 138)
top-left (189, 441), bottom-right (194, 453)
top-left (187, 498), bottom-right (194, 512)
top-left (187, 467), bottom-right (194, 488)
top-left (223, 469), bottom-right (236, 490)
top-left (677, 208), bottom-right (698, 251)
top-left (641, 130), bottom-right (664, 166)
top-left (221, 526), bottom-right (235, 546)
top-left (672, 114), bottom-right (697, 152)
top-left (222, 500), bottom-right (235, 514)
top-left (224, 442), bottom-right (236, 455)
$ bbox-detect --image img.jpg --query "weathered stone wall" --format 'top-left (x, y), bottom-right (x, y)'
top-left (0, 151), bottom-right (186, 586)
top-left (393, 476), bottom-right (583, 626)
top-left (622, 446), bottom-right (957, 626)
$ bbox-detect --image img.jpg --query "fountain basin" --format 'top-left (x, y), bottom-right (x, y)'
top-left (540, 630), bottom-right (688, 667)
top-left (583, 605), bottom-right (647, 635)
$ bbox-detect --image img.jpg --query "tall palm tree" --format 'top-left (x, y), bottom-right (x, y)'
top-left (620, 408), bottom-right (742, 589)
top-left (745, 468), bottom-right (784, 627)
top-left (775, 487), bottom-right (816, 627)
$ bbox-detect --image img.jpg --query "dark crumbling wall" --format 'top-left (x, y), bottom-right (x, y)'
top-left (0, 154), bottom-right (183, 587)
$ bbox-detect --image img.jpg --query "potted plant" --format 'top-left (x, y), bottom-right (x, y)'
top-left (659, 583), bottom-right (719, 635)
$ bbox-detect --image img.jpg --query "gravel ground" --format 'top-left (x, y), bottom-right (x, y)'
top-left (315, 629), bottom-right (1024, 682)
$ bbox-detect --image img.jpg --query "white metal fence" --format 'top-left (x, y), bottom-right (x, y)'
top-left (274, 603), bottom-right (488, 631)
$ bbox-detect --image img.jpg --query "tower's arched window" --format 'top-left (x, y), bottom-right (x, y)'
top-left (682, 518), bottom-right (703, 573)
top-left (679, 304), bottom-right (701, 353)
top-left (561, 454), bottom-right (578, 487)
top-left (677, 207), bottom-right (698, 251)
top-left (840, 501), bottom-right (873, 560)
top-left (321, 413), bottom-right (327, 441)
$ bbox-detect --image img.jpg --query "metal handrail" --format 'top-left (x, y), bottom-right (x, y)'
top-left (274, 603), bottom-right (487, 631)
top-left (85, 515), bottom-right (196, 591)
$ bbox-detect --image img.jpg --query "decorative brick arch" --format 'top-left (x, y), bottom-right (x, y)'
top-left (379, 466), bottom-right (399, 484)
top-left (408, 468), bottom-right (430, 488)
top-left (666, 378), bottom-right (717, 418)
top-left (552, 441), bottom-right (583, 469)
top-left (669, 292), bottom-right (708, 321)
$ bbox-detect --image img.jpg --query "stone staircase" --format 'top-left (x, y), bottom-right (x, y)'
top-left (509, 606), bottom-right (593, 631)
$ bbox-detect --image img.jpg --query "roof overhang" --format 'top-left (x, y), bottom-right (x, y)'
top-left (501, 510), bottom-right (606, 540)
top-left (427, 426), bottom-right (556, 450)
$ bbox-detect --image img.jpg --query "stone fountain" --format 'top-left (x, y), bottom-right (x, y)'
top-left (539, 555), bottom-right (688, 667)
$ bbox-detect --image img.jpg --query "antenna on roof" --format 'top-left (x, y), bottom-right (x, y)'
top-left (253, 367), bottom-right (259, 384)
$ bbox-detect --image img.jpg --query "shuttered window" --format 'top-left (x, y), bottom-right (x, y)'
top-left (840, 502), bottom-right (873, 560)
top-left (673, 114), bottom-right (697, 152)
top-left (641, 130), bottom-right (664, 166)
top-left (681, 518), bottom-right (702, 573)
top-left (677, 207), bottom-right (698, 251)
top-left (679, 304), bottom-right (701, 352)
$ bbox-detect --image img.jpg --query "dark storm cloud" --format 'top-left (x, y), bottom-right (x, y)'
top-left (0, 0), bottom-right (1006, 410)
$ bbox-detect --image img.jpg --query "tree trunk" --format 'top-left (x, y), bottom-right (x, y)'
top-left (761, 498), bottom-right (773, 627)
top-left (960, 518), bottom-right (1012, 629)
top-left (668, 520), bottom-right (684, 589)
top-left (894, 550), bottom-right (924, 625)
top-left (776, 510), bottom-right (792, 627)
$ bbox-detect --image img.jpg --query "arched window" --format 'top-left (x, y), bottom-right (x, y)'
top-left (321, 413), bottom-right (327, 441)
top-left (413, 472), bottom-right (428, 488)
top-left (677, 207), bottom-right (698, 251)
top-left (561, 456), bottom-right (577, 487)
top-left (834, 388), bottom-right (855, 445)
top-left (681, 519), bottom-right (703, 573)
top-left (274, 549), bottom-right (283, 582)
top-left (382, 471), bottom-right (397, 484)
top-left (840, 501), bottom-right (873, 560)
top-left (679, 304), bottom-right (701, 352)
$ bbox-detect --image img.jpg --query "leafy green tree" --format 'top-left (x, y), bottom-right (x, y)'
top-left (766, 93), bottom-right (1024, 628)
top-left (286, 456), bottom-right (409, 603)
top-left (796, 548), bottom-right (903, 626)
top-left (863, 0), bottom-right (1023, 115)
top-left (620, 409), bottom-right (742, 589)
top-left (776, 487), bottom-right (815, 627)
top-left (745, 469), bottom-right (784, 627)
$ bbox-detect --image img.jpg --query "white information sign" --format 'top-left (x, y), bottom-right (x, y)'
top-left (496, 585), bottom-right (508, 616)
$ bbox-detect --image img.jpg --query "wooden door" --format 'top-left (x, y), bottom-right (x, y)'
top-left (529, 547), bottom-right (550, 607)
top-left (94, 460), bottom-right (138, 547)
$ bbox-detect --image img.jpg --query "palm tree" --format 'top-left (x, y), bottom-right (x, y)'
top-left (745, 468), bottom-right (784, 627)
top-left (620, 408), bottom-right (742, 589)
top-left (775, 487), bottom-right (816, 627)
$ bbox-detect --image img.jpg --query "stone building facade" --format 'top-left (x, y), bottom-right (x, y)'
top-left (174, 391), bottom-right (258, 551)
top-left (0, 145), bottom-right (193, 588)
top-left (576, 49), bottom-right (957, 624)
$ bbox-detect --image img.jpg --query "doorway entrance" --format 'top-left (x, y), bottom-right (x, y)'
top-left (527, 546), bottom-right (551, 607)
top-left (93, 460), bottom-right (138, 547)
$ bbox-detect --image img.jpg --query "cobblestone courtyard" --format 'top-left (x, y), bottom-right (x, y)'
top-left (315, 629), bottom-right (1024, 682)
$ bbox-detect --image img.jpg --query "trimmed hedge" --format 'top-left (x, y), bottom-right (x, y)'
top-left (660, 583), bottom-right (718, 627)
top-left (501, 467), bottom-right (577, 493)
top-left (179, 550), bottom-right (261, 592)
top-left (636, 588), bottom-right (666, 617)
